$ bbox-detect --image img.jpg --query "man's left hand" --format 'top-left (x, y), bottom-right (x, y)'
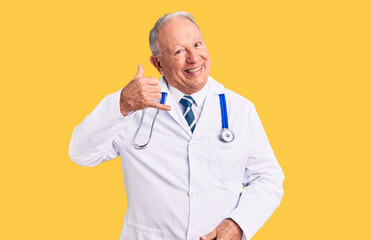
top-left (200, 218), bottom-right (243, 240)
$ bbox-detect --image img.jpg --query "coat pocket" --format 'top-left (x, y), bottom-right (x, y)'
top-left (209, 137), bottom-right (246, 180)
top-left (123, 221), bottom-right (165, 240)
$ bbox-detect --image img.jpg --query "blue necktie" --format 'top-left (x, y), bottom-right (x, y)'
top-left (180, 95), bottom-right (196, 132)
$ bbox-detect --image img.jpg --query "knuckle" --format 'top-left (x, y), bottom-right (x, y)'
top-left (138, 83), bottom-right (146, 91)
top-left (133, 80), bottom-right (142, 90)
top-left (137, 78), bottom-right (146, 86)
top-left (139, 91), bottom-right (145, 98)
top-left (132, 78), bottom-right (140, 84)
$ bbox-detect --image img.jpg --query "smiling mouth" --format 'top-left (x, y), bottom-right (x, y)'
top-left (185, 65), bottom-right (202, 73)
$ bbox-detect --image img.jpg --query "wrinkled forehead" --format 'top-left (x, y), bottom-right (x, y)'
top-left (157, 18), bottom-right (203, 52)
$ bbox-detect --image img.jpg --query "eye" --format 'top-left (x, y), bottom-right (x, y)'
top-left (175, 49), bottom-right (183, 55)
top-left (194, 42), bottom-right (201, 47)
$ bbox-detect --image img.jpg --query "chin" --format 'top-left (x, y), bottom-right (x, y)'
top-left (194, 75), bottom-right (208, 85)
top-left (189, 77), bottom-right (208, 90)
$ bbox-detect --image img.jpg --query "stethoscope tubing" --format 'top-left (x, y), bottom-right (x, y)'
top-left (133, 92), bottom-right (234, 150)
top-left (132, 93), bottom-right (167, 150)
top-left (219, 94), bottom-right (229, 129)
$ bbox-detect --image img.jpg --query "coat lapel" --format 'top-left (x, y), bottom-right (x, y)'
top-left (192, 76), bottom-right (226, 138)
top-left (159, 77), bottom-right (193, 137)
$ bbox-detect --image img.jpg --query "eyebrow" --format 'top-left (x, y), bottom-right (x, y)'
top-left (169, 39), bottom-right (203, 51)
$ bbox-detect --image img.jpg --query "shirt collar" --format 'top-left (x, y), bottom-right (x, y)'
top-left (166, 77), bottom-right (210, 107)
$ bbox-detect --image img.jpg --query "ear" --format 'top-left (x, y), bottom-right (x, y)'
top-left (150, 55), bottom-right (164, 75)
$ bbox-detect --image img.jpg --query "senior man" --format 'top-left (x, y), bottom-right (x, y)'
top-left (69, 11), bottom-right (284, 240)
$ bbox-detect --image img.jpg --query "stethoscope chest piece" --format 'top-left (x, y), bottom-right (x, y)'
top-left (220, 128), bottom-right (234, 142)
top-left (218, 93), bottom-right (234, 143)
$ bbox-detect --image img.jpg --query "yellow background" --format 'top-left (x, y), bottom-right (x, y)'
top-left (1, 0), bottom-right (370, 239)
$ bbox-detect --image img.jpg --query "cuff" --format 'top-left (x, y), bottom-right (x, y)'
top-left (228, 214), bottom-right (252, 240)
top-left (112, 88), bottom-right (136, 120)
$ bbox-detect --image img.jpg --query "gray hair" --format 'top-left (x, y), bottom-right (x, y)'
top-left (149, 11), bottom-right (200, 56)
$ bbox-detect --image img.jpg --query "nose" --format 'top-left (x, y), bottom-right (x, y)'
top-left (186, 49), bottom-right (200, 64)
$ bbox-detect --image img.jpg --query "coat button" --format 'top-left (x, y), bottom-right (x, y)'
top-left (188, 191), bottom-right (195, 197)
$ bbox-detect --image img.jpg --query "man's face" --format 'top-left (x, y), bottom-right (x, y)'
top-left (150, 17), bottom-right (211, 94)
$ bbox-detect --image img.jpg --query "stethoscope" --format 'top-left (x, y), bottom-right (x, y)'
top-left (132, 92), bottom-right (235, 150)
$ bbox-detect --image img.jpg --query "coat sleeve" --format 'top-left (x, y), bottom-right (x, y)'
top-left (68, 89), bottom-right (134, 167)
top-left (227, 105), bottom-right (284, 240)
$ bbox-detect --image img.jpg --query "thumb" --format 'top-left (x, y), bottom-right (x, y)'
top-left (134, 64), bottom-right (144, 79)
top-left (200, 229), bottom-right (217, 240)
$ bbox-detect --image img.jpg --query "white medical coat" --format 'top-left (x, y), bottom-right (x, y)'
top-left (69, 76), bottom-right (284, 240)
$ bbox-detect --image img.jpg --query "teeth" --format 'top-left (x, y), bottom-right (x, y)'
top-left (186, 66), bottom-right (202, 73)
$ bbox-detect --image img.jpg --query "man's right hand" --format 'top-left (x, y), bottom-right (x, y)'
top-left (120, 64), bottom-right (171, 116)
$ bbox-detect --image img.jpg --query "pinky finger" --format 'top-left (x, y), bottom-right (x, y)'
top-left (148, 101), bottom-right (171, 111)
